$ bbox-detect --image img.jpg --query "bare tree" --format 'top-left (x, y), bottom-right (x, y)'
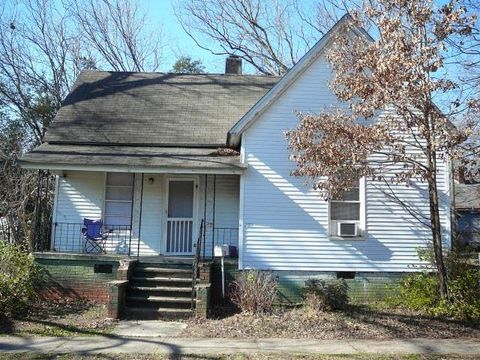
top-left (0, 0), bottom-right (164, 248)
top-left (175, 0), bottom-right (354, 75)
top-left (449, 0), bottom-right (480, 91)
top-left (0, 0), bottom-right (75, 143)
top-left (67, 0), bottom-right (163, 72)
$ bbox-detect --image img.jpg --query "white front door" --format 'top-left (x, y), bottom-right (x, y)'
top-left (165, 179), bottom-right (196, 255)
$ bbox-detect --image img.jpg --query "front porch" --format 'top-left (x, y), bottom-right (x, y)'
top-left (41, 171), bottom-right (240, 260)
top-left (22, 145), bottom-right (243, 319)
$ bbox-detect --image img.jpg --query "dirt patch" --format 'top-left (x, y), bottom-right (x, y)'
top-left (182, 305), bottom-right (480, 339)
top-left (0, 299), bottom-right (116, 337)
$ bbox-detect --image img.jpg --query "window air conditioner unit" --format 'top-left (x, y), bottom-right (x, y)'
top-left (337, 222), bottom-right (358, 237)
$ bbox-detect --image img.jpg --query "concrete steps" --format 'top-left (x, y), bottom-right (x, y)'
top-left (124, 307), bottom-right (192, 320)
top-left (124, 261), bottom-right (195, 320)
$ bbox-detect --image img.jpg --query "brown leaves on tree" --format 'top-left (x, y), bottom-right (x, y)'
top-left (286, 0), bottom-right (478, 299)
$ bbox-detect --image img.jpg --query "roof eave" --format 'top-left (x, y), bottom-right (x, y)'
top-left (18, 160), bottom-right (247, 175)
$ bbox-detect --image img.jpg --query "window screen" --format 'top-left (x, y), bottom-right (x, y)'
top-left (168, 181), bottom-right (194, 218)
top-left (330, 182), bottom-right (360, 221)
top-left (104, 173), bottom-right (134, 227)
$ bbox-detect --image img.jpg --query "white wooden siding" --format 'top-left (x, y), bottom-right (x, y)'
top-left (214, 175), bottom-right (240, 248)
top-left (52, 172), bottom-right (240, 256)
top-left (200, 174), bottom-right (240, 257)
top-left (52, 171), bottom-right (104, 252)
top-left (134, 174), bottom-right (163, 256)
top-left (240, 53), bottom-right (451, 272)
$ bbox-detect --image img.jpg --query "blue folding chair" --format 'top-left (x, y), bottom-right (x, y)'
top-left (81, 218), bottom-right (108, 253)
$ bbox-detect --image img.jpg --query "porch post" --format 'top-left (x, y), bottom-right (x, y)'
top-left (211, 174), bottom-right (217, 258)
top-left (128, 174), bottom-right (136, 256)
top-left (203, 174), bottom-right (207, 259)
top-left (136, 173), bottom-right (145, 257)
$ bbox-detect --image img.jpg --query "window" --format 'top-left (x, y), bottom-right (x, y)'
top-left (330, 179), bottom-right (363, 237)
top-left (104, 173), bottom-right (134, 227)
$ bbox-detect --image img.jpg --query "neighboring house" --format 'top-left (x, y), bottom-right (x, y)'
top-left (20, 15), bottom-right (451, 314)
top-left (455, 183), bottom-right (480, 247)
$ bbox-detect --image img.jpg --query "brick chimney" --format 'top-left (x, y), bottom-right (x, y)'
top-left (225, 55), bottom-right (242, 75)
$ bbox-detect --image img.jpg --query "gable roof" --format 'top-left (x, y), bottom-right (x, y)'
top-left (227, 14), bottom-right (373, 147)
top-left (45, 71), bottom-right (279, 147)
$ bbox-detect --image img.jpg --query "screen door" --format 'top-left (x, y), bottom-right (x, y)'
top-left (166, 180), bottom-right (195, 254)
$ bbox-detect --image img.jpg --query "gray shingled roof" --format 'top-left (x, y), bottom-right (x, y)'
top-left (455, 183), bottom-right (480, 211)
top-left (45, 71), bottom-right (279, 146)
top-left (19, 143), bottom-right (245, 171)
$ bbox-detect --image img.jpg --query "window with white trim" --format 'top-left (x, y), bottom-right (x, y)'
top-left (330, 179), bottom-right (363, 237)
top-left (104, 173), bottom-right (134, 227)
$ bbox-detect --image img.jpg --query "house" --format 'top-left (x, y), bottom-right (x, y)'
top-left (455, 183), bottom-right (480, 247)
top-left (20, 15), bottom-right (451, 317)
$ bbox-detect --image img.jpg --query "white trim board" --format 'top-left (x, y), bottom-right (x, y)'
top-left (19, 163), bottom-right (246, 175)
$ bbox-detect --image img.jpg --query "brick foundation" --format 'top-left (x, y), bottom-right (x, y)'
top-left (198, 261), bottom-right (212, 283)
top-left (211, 259), bottom-right (404, 304)
top-left (195, 261), bottom-right (212, 317)
top-left (195, 284), bottom-right (211, 318)
top-left (34, 253), bottom-right (128, 303)
top-left (107, 280), bottom-right (129, 319)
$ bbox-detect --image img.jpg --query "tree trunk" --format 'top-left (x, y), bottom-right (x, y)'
top-left (427, 160), bottom-right (449, 300)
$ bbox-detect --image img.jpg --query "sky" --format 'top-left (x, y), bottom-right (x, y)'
top-left (145, 0), bottom-right (226, 73)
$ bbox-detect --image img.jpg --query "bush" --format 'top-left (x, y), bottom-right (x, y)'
top-left (303, 279), bottom-right (349, 311)
top-left (0, 241), bottom-right (44, 316)
top-left (229, 270), bottom-right (278, 314)
top-left (394, 250), bottom-right (480, 320)
top-left (396, 273), bottom-right (439, 310)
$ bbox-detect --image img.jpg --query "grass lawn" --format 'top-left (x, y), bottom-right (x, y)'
top-left (0, 300), bottom-right (116, 337)
top-left (182, 304), bottom-right (480, 339)
top-left (1, 354), bottom-right (480, 359)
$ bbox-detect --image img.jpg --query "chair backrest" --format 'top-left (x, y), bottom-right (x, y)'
top-left (83, 218), bottom-right (103, 239)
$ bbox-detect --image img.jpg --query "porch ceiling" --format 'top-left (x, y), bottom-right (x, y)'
top-left (18, 143), bottom-right (246, 174)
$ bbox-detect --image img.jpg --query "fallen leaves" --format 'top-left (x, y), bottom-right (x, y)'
top-left (182, 305), bottom-right (480, 339)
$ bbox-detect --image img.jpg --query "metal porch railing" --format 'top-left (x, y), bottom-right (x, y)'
top-left (192, 219), bottom-right (204, 309)
top-left (213, 227), bottom-right (239, 248)
top-left (51, 222), bottom-right (132, 255)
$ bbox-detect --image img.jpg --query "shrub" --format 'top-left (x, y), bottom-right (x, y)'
top-left (303, 279), bottom-right (349, 311)
top-left (229, 270), bottom-right (278, 313)
top-left (395, 273), bottom-right (439, 311)
top-left (0, 241), bottom-right (44, 316)
top-left (395, 249), bottom-right (480, 320)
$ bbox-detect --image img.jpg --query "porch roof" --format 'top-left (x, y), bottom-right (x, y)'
top-left (18, 143), bottom-right (246, 174)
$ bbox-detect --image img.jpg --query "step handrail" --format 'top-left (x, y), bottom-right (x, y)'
top-left (191, 219), bottom-right (204, 310)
